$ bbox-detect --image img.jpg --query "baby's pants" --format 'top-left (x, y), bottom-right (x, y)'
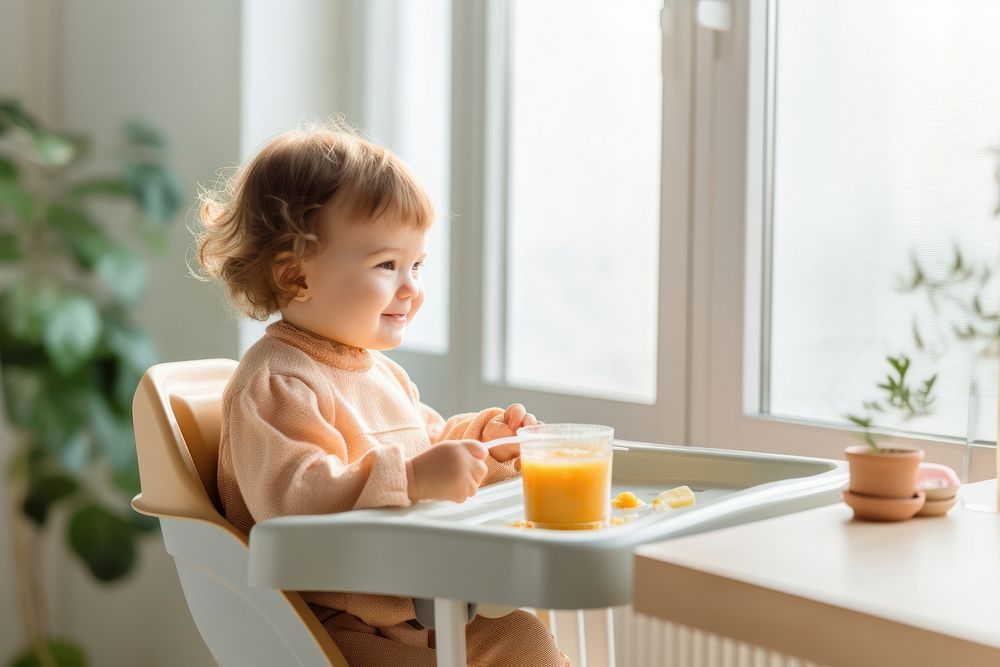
top-left (316, 607), bottom-right (569, 666)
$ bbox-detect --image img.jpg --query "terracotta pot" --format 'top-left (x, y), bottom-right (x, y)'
top-left (842, 489), bottom-right (926, 521)
top-left (844, 444), bottom-right (924, 499)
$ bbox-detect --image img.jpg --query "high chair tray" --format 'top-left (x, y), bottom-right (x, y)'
top-left (248, 441), bottom-right (847, 610)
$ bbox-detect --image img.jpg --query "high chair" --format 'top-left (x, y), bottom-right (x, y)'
top-left (130, 359), bottom-right (348, 666)
top-left (132, 360), bottom-right (847, 667)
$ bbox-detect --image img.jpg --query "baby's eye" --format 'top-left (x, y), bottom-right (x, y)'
top-left (379, 260), bottom-right (396, 271)
top-left (412, 261), bottom-right (423, 272)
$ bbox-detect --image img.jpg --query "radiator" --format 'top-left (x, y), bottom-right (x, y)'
top-left (538, 607), bottom-right (826, 667)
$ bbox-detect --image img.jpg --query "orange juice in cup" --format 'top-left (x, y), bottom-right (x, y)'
top-left (518, 424), bottom-right (614, 530)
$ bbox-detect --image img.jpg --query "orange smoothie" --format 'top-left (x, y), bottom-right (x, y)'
top-left (521, 446), bottom-right (612, 529)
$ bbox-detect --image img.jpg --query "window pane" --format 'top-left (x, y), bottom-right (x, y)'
top-left (505, 0), bottom-right (661, 403)
top-left (767, 0), bottom-right (1000, 439)
top-left (366, 0), bottom-right (451, 354)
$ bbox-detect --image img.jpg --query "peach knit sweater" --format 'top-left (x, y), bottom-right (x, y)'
top-left (217, 320), bottom-right (566, 665)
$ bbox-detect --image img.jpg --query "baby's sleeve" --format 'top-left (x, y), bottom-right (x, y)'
top-left (405, 379), bottom-right (501, 444)
top-left (407, 381), bottom-right (520, 486)
top-left (415, 399), bottom-right (447, 445)
top-left (227, 372), bottom-right (411, 522)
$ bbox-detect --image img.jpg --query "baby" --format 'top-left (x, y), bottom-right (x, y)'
top-left (195, 124), bottom-right (568, 666)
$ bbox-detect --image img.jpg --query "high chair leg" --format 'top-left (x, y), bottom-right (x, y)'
top-left (433, 597), bottom-right (468, 667)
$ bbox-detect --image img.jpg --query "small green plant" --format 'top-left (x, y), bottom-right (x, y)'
top-left (900, 247), bottom-right (1000, 351)
top-left (0, 101), bottom-right (182, 666)
top-left (845, 354), bottom-right (938, 451)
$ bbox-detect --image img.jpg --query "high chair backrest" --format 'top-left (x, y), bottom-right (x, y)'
top-left (131, 359), bottom-right (347, 667)
top-left (132, 359), bottom-right (232, 525)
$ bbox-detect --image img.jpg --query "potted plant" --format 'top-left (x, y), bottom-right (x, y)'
top-left (0, 100), bottom-right (181, 666)
top-left (843, 355), bottom-right (934, 518)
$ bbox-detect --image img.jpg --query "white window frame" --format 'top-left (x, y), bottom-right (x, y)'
top-left (428, 0), bottom-right (691, 445)
top-left (350, 0), bottom-right (461, 410)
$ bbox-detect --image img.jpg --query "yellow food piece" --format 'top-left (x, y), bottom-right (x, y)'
top-left (651, 485), bottom-right (696, 510)
top-left (507, 519), bottom-right (535, 529)
top-left (611, 491), bottom-right (647, 509)
top-left (609, 516), bottom-right (630, 526)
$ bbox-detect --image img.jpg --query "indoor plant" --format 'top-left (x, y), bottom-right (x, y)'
top-left (0, 100), bottom-right (182, 667)
top-left (844, 355), bottom-right (934, 500)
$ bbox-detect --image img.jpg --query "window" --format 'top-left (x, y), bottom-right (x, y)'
top-left (438, 0), bottom-right (691, 444)
top-left (498, 0), bottom-right (663, 404)
top-left (688, 0), bottom-right (1000, 476)
top-left (762, 0), bottom-right (1000, 440)
top-left (362, 0), bottom-right (452, 354)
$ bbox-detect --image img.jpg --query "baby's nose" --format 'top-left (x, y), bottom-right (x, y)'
top-left (397, 274), bottom-right (419, 297)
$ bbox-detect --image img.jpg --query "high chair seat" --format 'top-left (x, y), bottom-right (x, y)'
top-left (131, 359), bottom-right (348, 667)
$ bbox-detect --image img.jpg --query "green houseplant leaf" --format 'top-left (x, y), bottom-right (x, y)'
top-left (1, 367), bottom-right (92, 456)
top-left (0, 232), bottom-right (21, 261)
top-left (32, 133), bottom-right (82, 168)
top-left (87, 392), bottom-right (136, 473)
top-left (67, 504), bottom-right (138, 582)
top-left (46, 204), bottom-right (148, 301)
top-left (95, 248), bottom-right (147, 304)
top-left (21, 475), bottom-right (80, 527)
top-left (123, 162), bottom-right (184, 226)
top-left (0, 156), bottom-right (19, 180)
top-left (0, 366), bottom-right (46, 431)
top-left (0, 180), bottom-right (35, 221)
top-left (0, 100), bottom-right (87, 167)
top-left (4, 281), bottom-right (62, 345)
top-left (0, 100), bottom-right (83, 167)
top-left (123, 120), bottom-right (167, 150)
top-left (0, 100), bottom-right (39, 136)
top-left (47, 204), bottom-right (114, 268)
top-left (102, 320), bottom-right (157, 408)
top-left (67, 177), bottom-right (130, 200)
top-left (42, 293), bottom-right (102, 375)
top-left (8, 639), bottom-right (87, 667)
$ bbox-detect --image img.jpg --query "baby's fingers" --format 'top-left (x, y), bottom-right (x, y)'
top-left (488, 441), bottom-right (520, 462)
top-left (471, 458), bottom-right (488, 485)
top-left (523, 413), bottom-right (538, 426)
top-left (460, 440), bottom-right (489, 460)
top-left (504, 403), bottom-right (526, 429)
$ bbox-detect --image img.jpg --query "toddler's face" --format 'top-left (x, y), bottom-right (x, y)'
top-left (282, 209), bottom-right (429, 350)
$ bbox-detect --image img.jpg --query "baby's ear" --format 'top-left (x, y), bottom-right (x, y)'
top-left (272, 251), bottom-right (309, 302)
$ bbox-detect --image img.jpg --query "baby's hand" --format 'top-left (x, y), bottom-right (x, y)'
top-left (406, 440), bottom-right (489, 503)
top-left (483, 403), bottom-right (539, 462)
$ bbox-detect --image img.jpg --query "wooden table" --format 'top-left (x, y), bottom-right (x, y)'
top-left (634, 479), bottom-right (1000, 667)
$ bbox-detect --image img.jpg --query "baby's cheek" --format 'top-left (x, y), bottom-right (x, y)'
top-left (410, 291), bottom-right (425, 318)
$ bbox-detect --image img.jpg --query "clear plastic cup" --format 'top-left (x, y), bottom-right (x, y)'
top-left (518, 423), bottom-right (614, 530)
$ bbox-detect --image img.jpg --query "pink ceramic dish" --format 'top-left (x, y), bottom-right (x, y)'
top-left (843, 489), bottom-right (926, 522)
top-left (916, 495), bottom-right (958, 517)
top-left (917, 462), bottom-right (961, 501)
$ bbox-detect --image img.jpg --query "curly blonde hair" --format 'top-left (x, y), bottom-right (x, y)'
top-left (193, 121), bottom-right (434, 319)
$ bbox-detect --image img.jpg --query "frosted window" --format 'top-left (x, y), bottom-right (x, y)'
top-left (506, 0), bottom-right (662, 403)
top-left (768, 0), bottom-right (1000, 439)
top-left (367, 0), bottom-right (451, 354)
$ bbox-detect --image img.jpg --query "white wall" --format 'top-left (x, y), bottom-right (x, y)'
top-left (1, 0), bottom-right (242, 664)
top-left (56, 0), bottom-right (244, 365)
top-left (0, 0), bottom-right (51, 659)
